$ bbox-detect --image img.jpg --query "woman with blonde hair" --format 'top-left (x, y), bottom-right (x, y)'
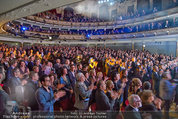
top-left (129, 78), bottom-right (142, 96)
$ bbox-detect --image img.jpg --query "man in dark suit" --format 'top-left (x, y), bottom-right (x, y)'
top-left (124, 94), bottom-right (142, 119)
top-left (28, 56), bottom-right (35, 71)
top-left (6, 59), bottom-right (17, 83)
top-left (152, 65), bottom-right (161, 97)
top-left (24, 72), bottom-right (39, 111)
top-left (68, 64), bottom-right (77, 90)
top-left (95, 80), bottom-right (117, 111)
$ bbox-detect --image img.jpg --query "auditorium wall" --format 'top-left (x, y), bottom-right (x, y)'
top-left (132, 41), bottom-right (176, 56)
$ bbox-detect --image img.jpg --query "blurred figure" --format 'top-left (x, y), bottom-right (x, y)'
top-left (24, 72), bottom-right (39, 110)
top-left (8, 67), bottom-right (27, 101)
top-left (0, 66), bottom-right (11, 118)
top-left (159, 72), bottom-right (176, 119)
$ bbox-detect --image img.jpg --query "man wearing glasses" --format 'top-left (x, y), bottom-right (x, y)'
top-left (35, 74), bottom-right (66, 113)
top-left (124, 94), bottom-right (142, 119)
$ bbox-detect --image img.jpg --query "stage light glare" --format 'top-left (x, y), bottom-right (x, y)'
top-left (22, 27), bottom-right (27, 31)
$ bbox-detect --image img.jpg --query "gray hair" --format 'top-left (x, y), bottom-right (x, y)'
top-left (128, 94), bottom-right (140, 105)
top-left (76, 72), bottom-right (84, 82)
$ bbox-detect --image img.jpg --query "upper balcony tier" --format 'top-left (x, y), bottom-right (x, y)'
top-left (15, 6), bottom-right (178, 30)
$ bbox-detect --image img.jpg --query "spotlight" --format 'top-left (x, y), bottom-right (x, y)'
top-left (21, 26), bottom-right (27, 31)
top-left (110, 2), bottom-right (114, 5)
top-left (49, 36), bottom-right (52, 40)
top-left (86, 34), bottom-right (91, 39)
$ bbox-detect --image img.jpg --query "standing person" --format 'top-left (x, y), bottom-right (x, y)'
top-left (28, 56), bottom-right (35, 71)
top-left (105, 80), bottom-right (116, 105)
top-left (159, 72), bottom-right (176, 119)
top-left (74, 73), bottom-right (94, 110)
top-left (8, 67), bottom-right (27, 101)
top-left (0, 67), bottom-right (11, 118)
top-left (6, 59), bottom-right (17, 82)
top-left (124, 94), bottom-right (142, 119)
top-left (152, 66), bottom-right (161, 97)
top-left (35, 74), bottom-right (65, 112)
top-left (19, 60), bottom-right (30, 79)
top-left (129, 78), bottom-right (142, 96)
top-left (68, 64), bottom-right (77, 90)
top-left (95, 80), bottom-right (117, 111)
top-left (24, 72), bottom-right (39, 111)
top-left (59, 67), bottom-right (73, 110)
top-left (54, 59), bottom-right (62, 77)
top-left (140, 90), bottom-right (162, 119)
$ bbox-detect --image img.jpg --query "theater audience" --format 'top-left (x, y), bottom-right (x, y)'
top-left (0, 44), bottom-right (177, 119)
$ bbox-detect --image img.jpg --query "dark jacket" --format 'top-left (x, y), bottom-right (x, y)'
top-left (28, 61), bottom-right (34, 71)
top-left (95, 89), bottom-right (115, 111)
top-left (152, 72), bottom-right (161, 96)
top-left (0, 88), bottom-right (10, 118)
top-left (140, 103), bottom-right (162, 119)
top-left (124, 105), bottom-right (142, 119)
top-left (8, 77), bottom-right (21, 100)
top-left (159, 79), bottom-right (176, 100)
top-left (6, 66), bottom-right (14, 81)
top-left (24, 80), bottom-right (39, 110)
top-left (68, 70), bottom-right (76, 90)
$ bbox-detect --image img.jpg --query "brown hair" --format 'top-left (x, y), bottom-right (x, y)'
top-left (141, 90), bottom-right (154, 104)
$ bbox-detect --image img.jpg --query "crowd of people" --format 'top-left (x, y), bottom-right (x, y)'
top-left (33, 0), bottom-right (178, 23)
top-left (8, 16), bottom-right (178, 38)
top-left (35, 11), bottom-right (104, 23)
top-left (0, 44), bottom-right (177, 119)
